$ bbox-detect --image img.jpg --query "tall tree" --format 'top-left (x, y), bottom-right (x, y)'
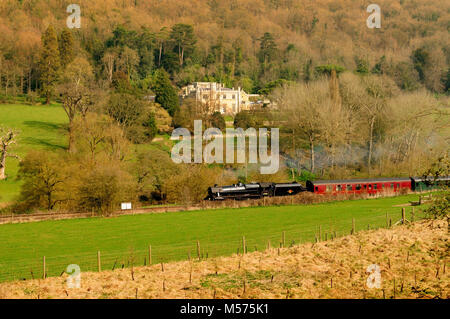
top-left (58, 29), bottom-right (75, 69)
top-left (39, 25), bottom-right (60, 104)
top-left (170, 24), bottom-right (196, 67)
top-left (57, 57), bottom-right (95, 152)
top-left (152, 69), bottom-right (179, 116)
top-left (258, 32), bottom-right (278, 73)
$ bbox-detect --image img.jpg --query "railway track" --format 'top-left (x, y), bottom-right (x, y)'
top-left (0, 205), bottom-right (203, 225)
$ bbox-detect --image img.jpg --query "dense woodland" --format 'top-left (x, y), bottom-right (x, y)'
top-left (0, 0), bottom-right (449, 213)
top-left (0, 0), bottom-right (449, 94)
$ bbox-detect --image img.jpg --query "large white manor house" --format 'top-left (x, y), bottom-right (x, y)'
top-left (180, 82), bottom-right (262, 114)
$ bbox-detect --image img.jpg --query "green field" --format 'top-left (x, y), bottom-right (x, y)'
top-left (0, 104), bottom-right (68, 203)
top-left (0, 194), bottom-right (426, 282)
top-left (0, 103), bottom-right (173, 204)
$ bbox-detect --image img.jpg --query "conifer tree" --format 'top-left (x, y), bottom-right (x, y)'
top-left (39, 25), bottom-right (60, 104)
top-left (152, 69), bottom-right (179, 116)
top-left (59, 29), bottom-right (75, 69)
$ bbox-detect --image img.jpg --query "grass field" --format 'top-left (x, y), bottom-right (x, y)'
top-left (2, 219), bottom-right (446, 299)
top-left (0, 193), bottom-right (426, 282)
top-left (0, 104), bottom-right (68, 203)
top-left (0, 103), bottom-right (173, 204)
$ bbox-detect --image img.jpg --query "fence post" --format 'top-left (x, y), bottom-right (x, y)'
top-left (351, 218), bottom-right (355, 235)
top-left (386, 213), bottom-right (389, 228)
top-left (282, 231), bottom-right (286, 247)
top-left (411, 207), bottom-right (415, 222)
top-left (43, 256), bottom-right (46, 279)
top-left (242, 236), bottom-right (246, 254)
top-left (319, 226), bottom-right (322, 241)
top-left (197, 240), bottom-right (201, 260)
top-left (402, 208), bottom-right (406, 224)
top-left (148, 245), bottom-right (152, 265)
top-left (97, 251), bottom-right (101, 272)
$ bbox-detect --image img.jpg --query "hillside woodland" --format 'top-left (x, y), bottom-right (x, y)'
top-left (0, 0), bottom-right (449, 212)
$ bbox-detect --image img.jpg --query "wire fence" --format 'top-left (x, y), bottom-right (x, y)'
top-left (0, 207), bottom-right (427, 283)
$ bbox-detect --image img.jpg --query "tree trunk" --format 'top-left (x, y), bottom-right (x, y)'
top-left (368, 116), bottom-right (375, 174)
top-left (158, 43), bottom-right (162, 67)
top-left (68, 121), bottom-right (75, 153)
top-left (309, 136), bottom-right (315, 173)
top-left (0, 146), bottom-right (6, 180)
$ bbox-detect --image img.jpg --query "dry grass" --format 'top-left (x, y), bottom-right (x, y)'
top-left (0, 220), bottom-right (448, 299)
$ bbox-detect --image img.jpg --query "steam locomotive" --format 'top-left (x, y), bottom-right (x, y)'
top-left (205, 176), bottom-right (449, 201)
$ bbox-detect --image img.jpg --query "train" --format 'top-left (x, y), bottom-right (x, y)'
top-left (205, 176), bottom-right (449, 201)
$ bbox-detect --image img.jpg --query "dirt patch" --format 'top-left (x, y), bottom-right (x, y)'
top-left (0, 219), bottom-right (448, 299)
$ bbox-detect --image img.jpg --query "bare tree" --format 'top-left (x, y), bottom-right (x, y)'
top-left (58, 56), bottom-right (95, 152)
top-left (0, 127), bottom-right (19, 180)
top-left (273, 80), bottom-right (332, 173)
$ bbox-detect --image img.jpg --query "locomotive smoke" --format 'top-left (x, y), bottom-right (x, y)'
top-left (171, 120), bottom-right (280, 174)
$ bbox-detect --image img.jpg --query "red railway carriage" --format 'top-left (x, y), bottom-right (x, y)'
top-left (306, 178), bottom-right (411, 195)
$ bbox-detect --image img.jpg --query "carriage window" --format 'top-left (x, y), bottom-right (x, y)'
top-left (364, 185), bottom-right (367, 189)
top-left (346, 184), bottom-right (352, 191)
top-left (356, 184), bottom-right (362, 190)
top-left (374, 184), bottom-right (378, 189)
top-left (382, 184), bottom-right (385, 188)
top-left (390, 183), bottom-right (394, 188)
top-left (326, 185), bottom-right (332, 192)
top-left (337, 185), bottom-right (342, 191)
top-left (315, 187), bottom-right (318, 191)
top-left (368, 184), bottom-right (372, 189)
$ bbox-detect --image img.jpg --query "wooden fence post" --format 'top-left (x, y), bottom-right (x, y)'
top-left (402, 208), bottom-right (406, 224)
top-left (197, 240), bottom-right (201, 260)
top-left (43, 256), bottom-right (46, 279)
top-left (411, 207), bottom-right (415, 222)
top-left (242, 236), bottom-right (246, 254)
top-left (97, 251), bottom-right (101, 272)
top-left (148, 245), bottom-right (152, 265)
top-left (319, 226), bottom-right (322, 241)
top-left (282, 231), bottom-right (286, 247)
top-left (351, 218), bottom-right (355, 235)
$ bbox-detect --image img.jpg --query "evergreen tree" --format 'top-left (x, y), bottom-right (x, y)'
top-left (59, 30), bottom-right (75, 69)
top-left (39, 25), bottom-right (60, 104)
top-left (170, 24), bottom-right (196, 67)
top-left (258, 32), bottom-right (278, 72)
top-left (152, 69), bottom-right (179, 116)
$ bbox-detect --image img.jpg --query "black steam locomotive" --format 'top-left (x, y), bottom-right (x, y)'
top-left (205, 182), bottom-right (306, 200)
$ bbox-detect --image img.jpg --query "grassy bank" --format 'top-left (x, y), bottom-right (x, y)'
top-left (0, 193), bottom-right (426, 282)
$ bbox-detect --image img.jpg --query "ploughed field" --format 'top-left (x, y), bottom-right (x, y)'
top-left (0, 194), bottom-right (427, 282)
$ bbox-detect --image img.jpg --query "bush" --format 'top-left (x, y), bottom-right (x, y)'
top-left (76, 161), bottom-right (135, 215)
